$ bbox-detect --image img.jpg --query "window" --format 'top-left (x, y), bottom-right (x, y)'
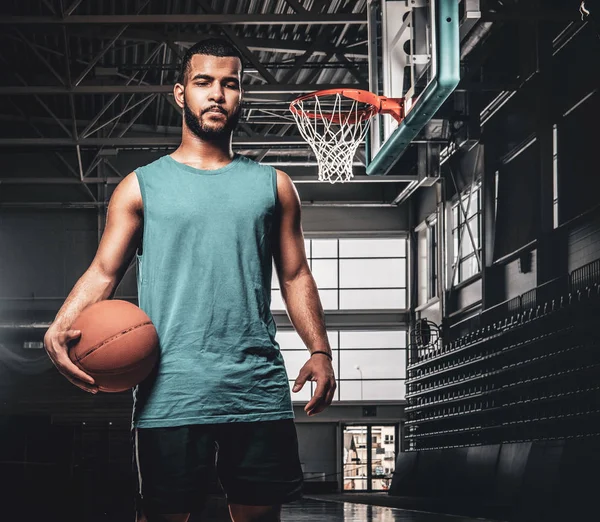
top-left (277, 329), bottom-right (407, 402)
top-left (417, 218), bottom-right (437, 305)
top-left (553, 123), bottom-right (559, 228)
top-left (427, 219), bottom-right (438, 299)
top-left (272, 238), bottom-right (407, 311)
top-left (451, 182), bottom-right (482, 285)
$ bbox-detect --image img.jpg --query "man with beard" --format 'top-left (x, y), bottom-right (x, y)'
top-left (43, 38), bottom-right (336, 522)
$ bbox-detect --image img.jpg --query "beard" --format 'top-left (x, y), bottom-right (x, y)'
top-left (183, 98), bottom-right (241, 140)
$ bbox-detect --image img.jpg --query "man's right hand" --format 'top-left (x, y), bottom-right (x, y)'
top-left (44, 328), bottom-right (99, 394)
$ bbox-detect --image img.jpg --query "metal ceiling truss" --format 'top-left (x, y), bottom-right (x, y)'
top-left (0, 14), bottom-right (367, 25)
top-left (0, 0), bottom-right (392, 205)
top-left (4, 28), bottom-right (368, 59)
top-left (0, 6), bottom-right (371, 178)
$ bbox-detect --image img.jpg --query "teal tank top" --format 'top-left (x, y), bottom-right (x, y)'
top-left (131, 153), bottom-right (294, 428)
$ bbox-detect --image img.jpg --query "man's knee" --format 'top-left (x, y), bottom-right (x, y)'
top-left (228, 503), bottom-right (281, 522)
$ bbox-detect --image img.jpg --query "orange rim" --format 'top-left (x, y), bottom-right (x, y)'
top-left (290, 89), bottom-right (405, 124)
top-left (290, 89), bottom-right (380, 125)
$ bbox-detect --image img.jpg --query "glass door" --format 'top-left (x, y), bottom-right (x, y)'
top-left (342, 424), bottom-right (398, 492)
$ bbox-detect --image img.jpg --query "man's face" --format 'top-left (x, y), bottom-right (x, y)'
top-left (179, 54), bottom-right (243, 140)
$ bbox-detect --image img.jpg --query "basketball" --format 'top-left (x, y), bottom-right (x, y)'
top-left (68, 300), bottom-right (159, 393)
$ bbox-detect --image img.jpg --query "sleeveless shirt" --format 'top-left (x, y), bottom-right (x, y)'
top-left (130, 153), bottom-right (294, 429)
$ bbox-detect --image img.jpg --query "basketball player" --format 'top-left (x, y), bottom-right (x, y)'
top-left (44, 38), bottom-right (337, 522)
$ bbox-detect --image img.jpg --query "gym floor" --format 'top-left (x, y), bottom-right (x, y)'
top-left (186, 496), bottom-right (497, 522)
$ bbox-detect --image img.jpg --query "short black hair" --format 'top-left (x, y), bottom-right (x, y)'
top-left (178, 37), bottom-right (244, 84)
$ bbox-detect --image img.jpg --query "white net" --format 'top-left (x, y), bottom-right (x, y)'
top-left (290, 92), bottom-right (376, 184)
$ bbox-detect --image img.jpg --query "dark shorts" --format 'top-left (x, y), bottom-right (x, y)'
top-left (131, 419), bottom-right (304, 516)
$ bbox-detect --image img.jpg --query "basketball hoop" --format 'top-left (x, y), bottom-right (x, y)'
top-left (289, 89), bottom-right (405, 183)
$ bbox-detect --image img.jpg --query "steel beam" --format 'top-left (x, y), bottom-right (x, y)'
top-left (0, 83), bottom-right (366, 95)
top-left (3, 34), bottom-right (158, 90)
top-left (14, 28), bottom-right (65, 86)
top-left (254, 124), bottom-right (295, 163)
top-left (0, 174), bottom-right (416, 185)
top-left (194, 0), bottom-right (279, 84)
top-left (74, 25), bottom-right (131, 86)
top-left (74, 0), bottom-right (151, 86)
top-left (0, 136), bottom-right (310, 147)
top-left (481, 9), bottom-right (584, 22)
top-left (41, 0), bottom-right (56, 15)
top-left (84, 94), bottom-right (158, 176)
top-left (284, 0), bottom-right (309, 14)
top-left (5, 99), bottom-right (85, 185)
top-left (80, 43), bottom-right (164, 138)
top-left (64, 0), bottom-right (85, 17)
top-left (0, 55), bottom-right (71, 136)
top-left (155, 44), bottom-right (168, 128)
top-left (281, 30), bottom-right (330, 84)
top-left (59, 21), bottom-right (87, 183)
top-left (0, 14), bottom-right (367, 25)
top-left (13, 27), bottom-right (368, 58)
top-left (85, 94), bottom-right (156, 137)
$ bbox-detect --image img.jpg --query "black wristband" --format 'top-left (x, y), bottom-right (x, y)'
top-left (311, 350), bottom-right (332, 360)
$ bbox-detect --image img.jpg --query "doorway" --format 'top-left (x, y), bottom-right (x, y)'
top-left (342, 424), bottom-right (398, 492)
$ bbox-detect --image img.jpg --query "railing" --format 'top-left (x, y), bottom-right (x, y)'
top-left (406, 258), bottom-right (600, 450)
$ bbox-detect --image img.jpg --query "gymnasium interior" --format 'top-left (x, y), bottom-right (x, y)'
top-left (0, 1), bottom-right (599, 521)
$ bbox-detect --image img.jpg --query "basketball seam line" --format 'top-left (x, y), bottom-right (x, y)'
top-left (82, 351), bottom-right (157, 374)
top-left (74, 321), bottom-right (154, 362)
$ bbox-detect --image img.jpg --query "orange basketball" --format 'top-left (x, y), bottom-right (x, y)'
top-left (69, 300), bottom-right (159, 393)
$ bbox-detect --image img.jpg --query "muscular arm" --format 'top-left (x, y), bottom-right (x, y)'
top-left (272, 170), bottom-right (336, 415)
top-left (272, 170), bottom-right (330, 355)
top-left (50, 172), bottom-right (143, 331)
top-left (44, 171), bottom-right (144, 393)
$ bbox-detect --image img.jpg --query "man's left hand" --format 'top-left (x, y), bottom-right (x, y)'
top-left (292, 353), bottom-right (337, 416)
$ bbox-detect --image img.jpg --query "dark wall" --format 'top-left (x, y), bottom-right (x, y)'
top-left (567, 209), bottom-right (600, 272)
top-left (414, 186), bottom-right (438, 226)
top-left (404, 13), bottom-right (600, 522)
top-left (391, 439), bottom-right (600, 521)
top-left (503, 250), bottom-right (537, 301)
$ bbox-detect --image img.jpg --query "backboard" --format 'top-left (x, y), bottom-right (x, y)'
top-left (368, 0), bottom-right (438, 161)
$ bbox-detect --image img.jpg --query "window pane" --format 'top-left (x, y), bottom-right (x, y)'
top-left (328, 331), bottom-right (339, 349)
top-left (428, 224), bottom-right (438, 300)
top-left (271, 262), bottom-right (279, 290)
top-left (289, 380), bottom-right (312, 401)
top-left (340, 259), bottom-right (406, 288)
top-left (340, 289), bottom-right (406, 309)
top-left (276, 330), bottom-right (307, 350)
top-left (460, 228), bottom-right (475, 257)
top-left (276, 330), bottom-right (339, 350)
top-left (311, 259), bottom-right (338, 289)
top-left (464, 190), bottom-right (479, 218)
top-left (467, 216), bottom-right (480, 249)
top-left (270, 290), bottom-right (286, 311)
top-left (312, 239), bottom-right (338, 258)
top-left (453, 231), bottom-right (459, 265)
top-left (316, 289), bottom-right (338, 310)
top-left (281, 350), bottom-right (307, 378)
top-left (339, 239), bottom-right (405, 258)
top-left (460, 255), bottom-right (479, 281)
top-left (417, 229), bottom-right (428, 306)
top-left (340, 330), bottom-right (406, 349)
top-left (340, 380), bottom-right (406, 401)
top-left (304, 239), bottom-right (311, 258)
top-left (339, 349), bottom-right (406, 379)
